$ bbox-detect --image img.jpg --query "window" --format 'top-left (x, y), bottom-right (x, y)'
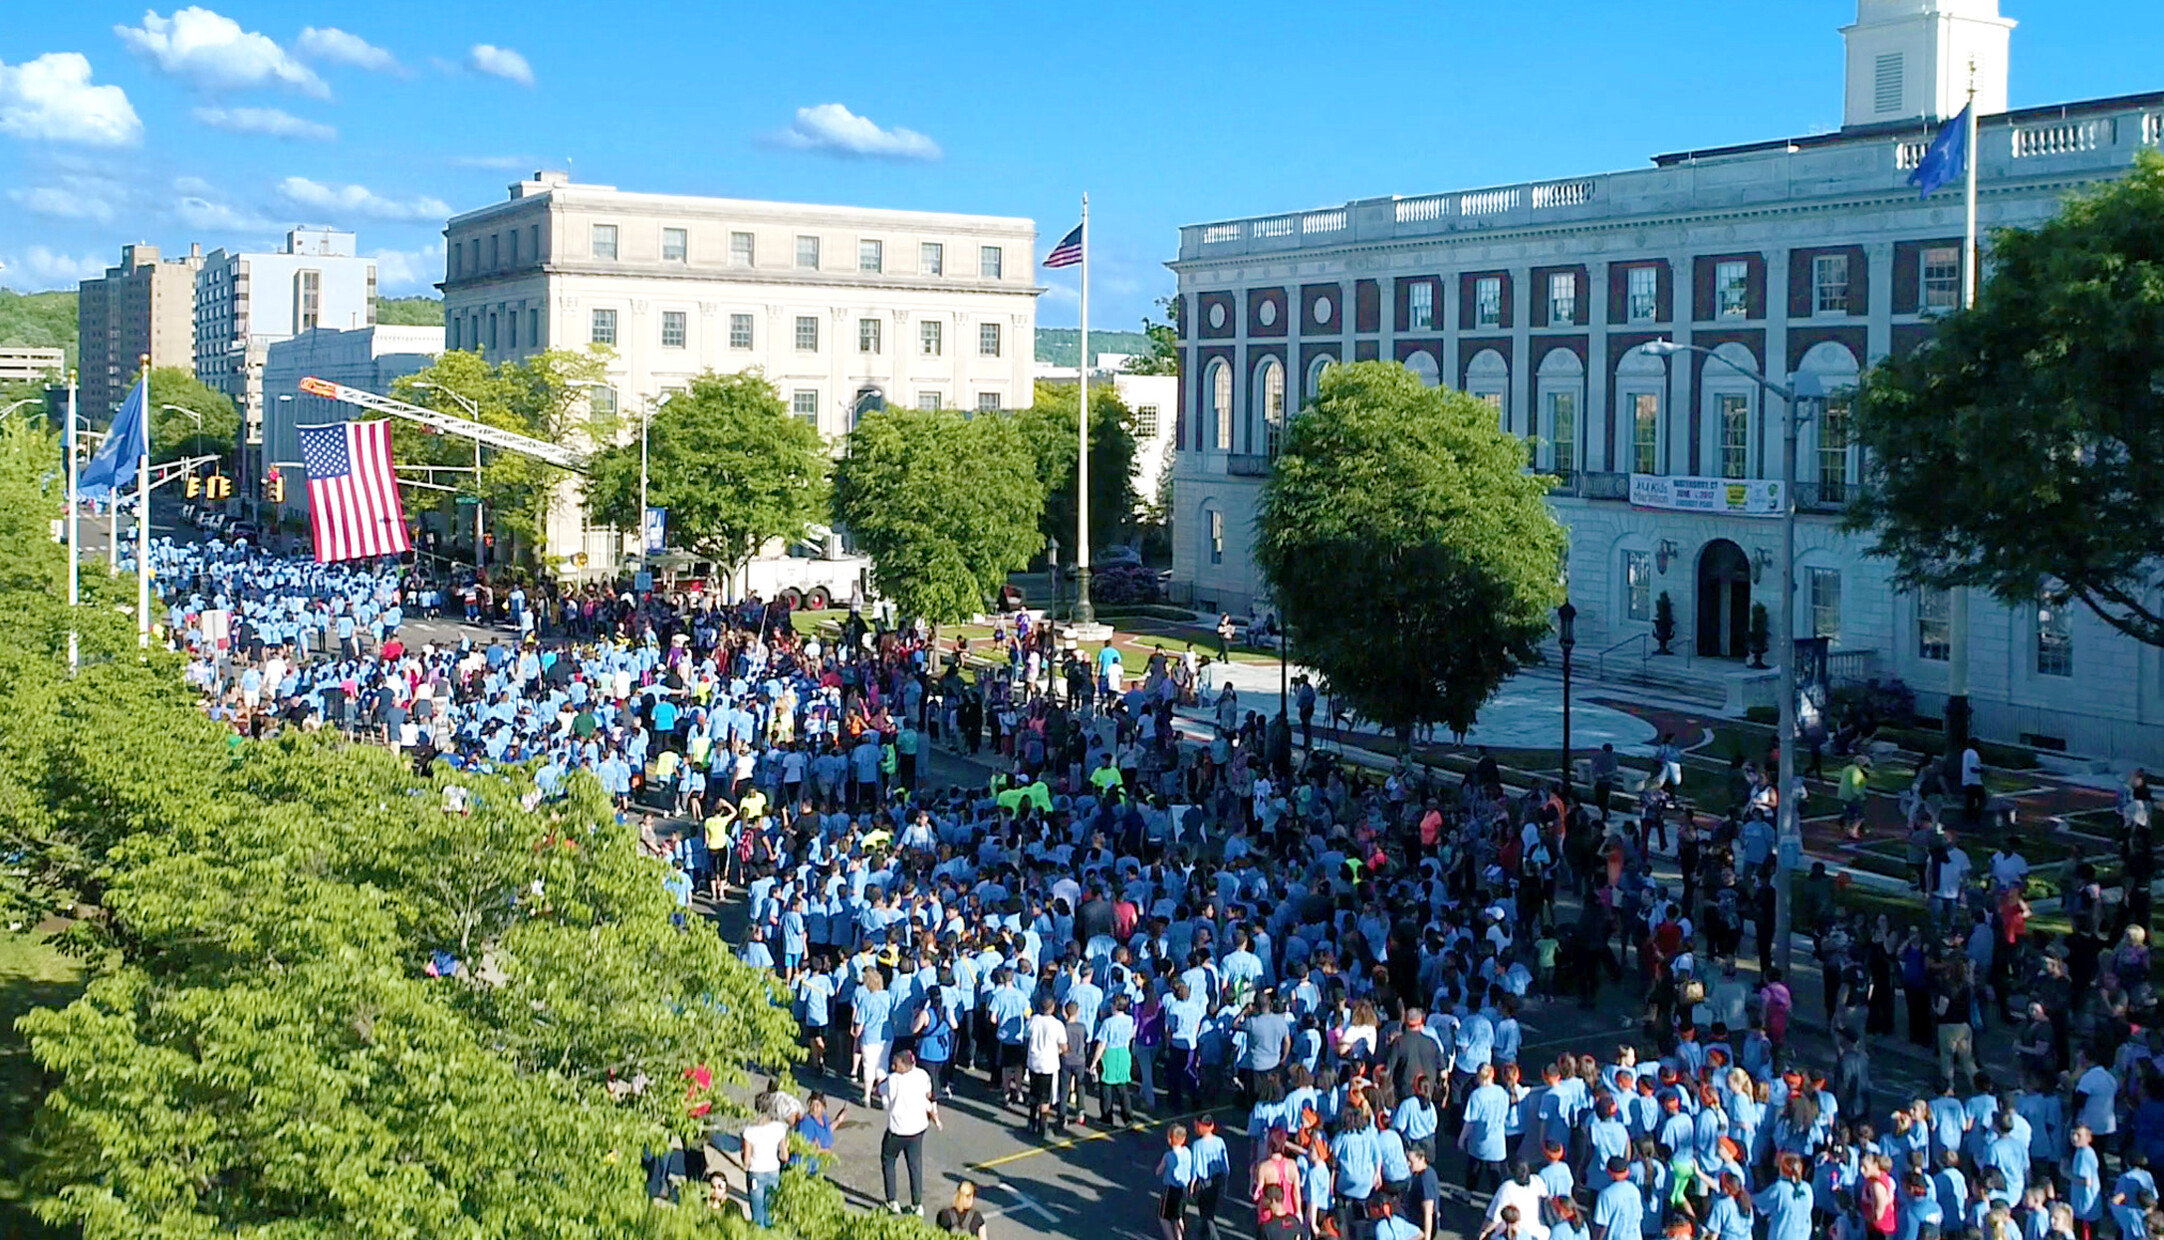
top-left (528, 307), bottom-right (539, 344)
top-left (979, 245), bottom-right (1003, 278)
top-left (791, 390), bottom-right (819, 425)
top-left (728, 313), bottom-right (753, 349)
top-left (490, 234), bottom-right (500, 267)
top-left (1917, 588), bottom-right (1950, 661)
top-left (530, 224), bottom-right (539, 260)
top-left (468, 238), bottom-right (480, 273)
top-left (590, 308), bottom-right (617, 346)
top-left (507, 230), bottom-right (518, 265)
top-left (859, 317), bottom-right (882, 354)
top-left (661, 310), bottom-right (686, 348)
top-left (1922, 246), bottom-right (1961, 311)
top-left (1210, 360), bottom-right (1233, 450)
top-left (487, 312), bottom-right (498, 350)
top-left (1874, 52), bottom-right (1904, 115)
top-left (589, 386), bottom-right (617, 417)
top-left (1475, 276), bottom-right (1502, 328)
top-left (507, 311), bottom-right (517, 349)
top-left (1548, 272), bottom-right (1577, 325)
top-left (1810, 568), bottom-right (1842, 643)
top-left (1718, 392), bottom-right (1750, 478)
top-left (920, 242), bottom-right (943, 275)
top-left (796, 235), bottom-right (820, 269)
top-left (1208, 509), bottom-right (1224, 564)
top-left (1407, 282), bottom-right (1434, 330)
top-left (1634, 392), bottom-right (1661, 474)
top-left (2037, 601), bottom-right (2073, 677)
top-left (859, 239), bottom-right (883, 274)
top-left (1813, 254), bottom-right (1850, 315)
top-left (1819, 394), bottom-right (1851, 490)
top-left (1628, 266), bottom-right (1658, 322)
top-left (1625, 551), bottom-right (1653, 621)
top-left (730, 231), bottom-right (755, 267)
top-left (449, 318), bottom-right (460, 349)
top-left (920, 319), bottom-right (943, 356)
top-left (979, 322), bottom-right (1002, 357)
top-left (662, 227), bottom-right (687, 262)
top-left (1716, 260), bottom-right (1749, 318)
top-left (976, 391), bottom-right (1002, 412)
top-left (296, 270), bottom-right (320, 332)
top-left (1547, 390), bottom-right (1576, 473)
top-left (591, 224), bottom-right (618, 260)
top-left (1260, 360), bottom-right (1286, 456)
top-left (794, 316), bottom-right (819, 351)
top-left (917, 391), bottom-right (941, 411)
top-left (1136, 405), bottom-right (1160, 437)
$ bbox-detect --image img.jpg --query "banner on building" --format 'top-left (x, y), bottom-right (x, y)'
top-left (1628, 474), bottom-right (1783, 517)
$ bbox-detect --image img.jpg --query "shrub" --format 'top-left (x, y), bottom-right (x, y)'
top-left (1089, 562), bottom-right (1161, 604)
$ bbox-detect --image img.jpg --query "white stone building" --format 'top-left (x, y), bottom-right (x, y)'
top-left (438, 172), bottom-right (1041, 566)
top-left (1166, 0), bottom-right (2164, 760)
top-left (1032, 356), bottom-right (1179, 534)
top-left (195, 228), bottom-right (377, 486)
top-left (260, 325), bottom-right (445, 519)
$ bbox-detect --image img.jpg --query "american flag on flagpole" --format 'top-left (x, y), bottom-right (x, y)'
top-left (297, 419), bottom-right (412, 563)
top-left (1043, 222), bottom-right (1083, 269)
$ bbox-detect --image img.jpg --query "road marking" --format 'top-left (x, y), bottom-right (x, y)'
top-left (966, 1108), bottom-right (1211, 1171)
top-left (989, 1182), bottom-right (1061, 1222)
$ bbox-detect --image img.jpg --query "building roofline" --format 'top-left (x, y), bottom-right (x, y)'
top-left (446, 184), bottom-right (1036, 232)
top-left (1651, 88), bottom-right (2164, 166)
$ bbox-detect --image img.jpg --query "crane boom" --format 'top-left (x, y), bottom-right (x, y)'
top-left (297, 376), bottom-right (591, 471)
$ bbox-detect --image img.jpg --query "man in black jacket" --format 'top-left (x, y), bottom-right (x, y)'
top-left (1382, 1008), bottom-right (1444, 1102)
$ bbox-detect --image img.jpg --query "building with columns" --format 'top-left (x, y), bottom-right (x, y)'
top-left (1167, 0), bottom-right (2164, 760)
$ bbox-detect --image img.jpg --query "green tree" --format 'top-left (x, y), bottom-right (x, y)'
top-left (583, 371), bottom-right (828, 576)
top-left (1255, 361), bottom-right (1567, 742)
top-left (143, 366), bottom-right (239, 465)
top-left (1122, 295), bottom-right (1180, 376)
top-left (0, 290), bottom-right (78, 372)
top-left (1844, 149), bottom-right (2164, 648)
top-left (1015, 381), bottom-right (1139, 555)
top-left (834, 407), bottom-right (1046, 622)
top-left (372, 295), bottom-right (444, 326)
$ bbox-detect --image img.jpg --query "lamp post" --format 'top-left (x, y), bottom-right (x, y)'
top-left (1, 397), bottom-right (38, 418)
top-left (1639, 339), bottom-right (1824, 973)
top-left (1046, 535), bottom-right (1061, 617)
top-left (1558, 598), bottom-right (1577, 796)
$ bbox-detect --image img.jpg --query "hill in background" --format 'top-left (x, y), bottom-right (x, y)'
top-left (374, 296), bottom-right (444, 326)
top-left (0, 291), bottom-right (77, 372)
top-left (1035, 328), bottom-right (1153, 367)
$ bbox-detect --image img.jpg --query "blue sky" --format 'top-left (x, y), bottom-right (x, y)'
top-left (3, 1), bottom-right (2160, 332)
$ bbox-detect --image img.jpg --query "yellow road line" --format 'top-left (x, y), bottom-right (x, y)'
top-left (967, 1108), bottom-right (1212, 1171)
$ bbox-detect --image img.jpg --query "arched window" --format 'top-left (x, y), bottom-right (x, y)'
top-left (1403, 351), bottom-right (1440, 388)
top-left (1306, 354), bottom-right (1335, 402)
top-left (1208, 360), bottom-right (1233, 450)
top-left (1258, 358), bottom-right (1286, 455)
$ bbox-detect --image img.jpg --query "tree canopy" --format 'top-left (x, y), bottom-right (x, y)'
top-left (144, 365), bottom-right (239, 466)
top-left (0, 290), bottom-right (77, 371)
top-left (1122, 296), bottom-right (1180, 377)
top-left (582, 371), bottom-right (829, 572)
top-left (1845, 149), bottom-right (2164, 647)
top-left (1255, 361), bottom-right (1567, 741)
top-left (373, 295), bottom-right (445, 326)
top-left (833, 407), bottom-right (1046, 623)
top-left (1014, 381), bottom-right (1139, 555)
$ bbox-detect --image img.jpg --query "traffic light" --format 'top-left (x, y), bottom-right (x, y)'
top-left (207, 475), bottom-right (230, 500)
top-left (185, 474), bottom-right (201, 498)
top-left (269, 473), bottom-right (285, 504)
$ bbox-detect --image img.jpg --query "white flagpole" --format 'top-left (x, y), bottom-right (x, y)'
top-left (138, 365), bottom-right (152, 648)
top-left (1074, 193), bottom-right (1094, 625)
top-left (1947, 66), bottom-right (1980, 748)
top-left (66, 370), bottom-right (79, 671)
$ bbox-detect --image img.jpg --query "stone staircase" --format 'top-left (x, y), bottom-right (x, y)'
top-left (1535, 636), bottom-right (1736, 711)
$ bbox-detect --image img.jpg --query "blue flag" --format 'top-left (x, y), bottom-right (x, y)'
top-left (79, 376), bottom-right (147, 497)
top-left (1907, 104), bottom-right (1970, 199)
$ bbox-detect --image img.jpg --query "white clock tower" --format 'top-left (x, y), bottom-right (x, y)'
top-left (1841, 0), bottom-right (2014, 128)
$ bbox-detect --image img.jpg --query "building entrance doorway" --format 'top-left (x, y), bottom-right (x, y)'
top-left (1695, 539), bottom-right (1753, 658)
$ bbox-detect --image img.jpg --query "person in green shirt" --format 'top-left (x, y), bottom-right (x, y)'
top-left (1837, 756), bottom-right (1871, 840)
top-left (1089, 753), bottom-right (1124, 795)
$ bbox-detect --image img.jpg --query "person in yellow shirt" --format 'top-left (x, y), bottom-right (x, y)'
top-left (702, 804), bottom-right (735, 900)
top-left (1837, 755), bottom-right (1871, 840)
top-left (1089, 753), bottom-right (1124, 795)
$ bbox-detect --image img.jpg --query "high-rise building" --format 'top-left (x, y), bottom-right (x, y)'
top-left (1166, 0), bottom-right (2164, 760)
top-left (195, 228), bottom-right (377, 485)
top-left (77, 243), bottom-right (201, 416)
top-left (440, 172), bottom-right (1040, 564)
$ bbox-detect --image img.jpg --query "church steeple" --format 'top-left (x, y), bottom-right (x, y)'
top-left (1841, 0), bottom-right (2014, 128)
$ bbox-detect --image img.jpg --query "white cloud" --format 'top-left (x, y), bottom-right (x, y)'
top-left (9, 185), bottom-right (117, 223)
top-left (369, 244), bottom-right (441, 293)
top-left (174, 195), bottom-right (279, 233)
top-left (447, 154), bottom-right (530, 170)
top-left (115, 7), bottom-right (327, 97)
top-left (295, 26), bottom-right (397, 73)
top-left (0, 53), bottom-right (142, 146)
top-left (192, 105), bottom-right (335, 141)
top-left (276, 176), bottom-right (449, 223)
top-left (775, 103), bottom-right (940, 161)
top-left (0, 246), bottom-right (110, 290)
top-left (172, 174), bottom-right (214, 195)
top-left (466, 44), bottom-right (533, 87)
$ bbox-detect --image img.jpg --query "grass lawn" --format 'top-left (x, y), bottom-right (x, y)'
top-left (1, 927), bottom-right (85, 1240)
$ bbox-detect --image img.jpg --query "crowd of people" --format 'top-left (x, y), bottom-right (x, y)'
top-left (157, 536), bottom-right (2164, 1240)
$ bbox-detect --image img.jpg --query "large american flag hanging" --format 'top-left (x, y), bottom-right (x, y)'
top-left (297, 419), bottom-right (411, 563)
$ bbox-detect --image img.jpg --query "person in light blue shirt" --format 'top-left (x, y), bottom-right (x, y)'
top-left (1459, 1064), bottom-right (1511, 1192)
top-left (1752, 1158), bottom-right (1815, 1240)
top-left (1702, 1173), bottom-right (1754, 1240)
top-left (2069, 1124), bottom-right (2103, 1224)
top-left (1392, 1087), bottom-right (1438, 1164)
top-left (1591, 1158), bottom-right (1643, 1240)
top-left (1330, 1109), bottom-right (1381, 1226)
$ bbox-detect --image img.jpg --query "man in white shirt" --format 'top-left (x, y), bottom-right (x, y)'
top-left (1487, 1162), bottom-right (1552, 1240)
top-left (879, 1048), bottom-right (940, 1215)
top-left (1025, 994), bottom-right (1068, 1137)
top-left (1962, 742), bottom-right (1986, 823)
top-left (2075, 1048), bottom-right (2119, 1137)
top-left (1934, 839), bottom-right (1973, 919)
top-left (1989, 846), bottom-right (2030, 893)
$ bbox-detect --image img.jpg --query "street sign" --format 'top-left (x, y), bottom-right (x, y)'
top-left (454, 496), bottom-right (479, 506)
top-left (633, 570), bottom-right (653, 592)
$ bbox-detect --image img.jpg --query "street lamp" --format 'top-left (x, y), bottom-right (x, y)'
top-left (1557, 598), bottom-right (1577, 796)
top-left (1638, 339), bottom-right (1824, 972)
top-left (412, 382), bottom-right (486, 570)
top-left (2, 397), bottom-right (39, 418)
